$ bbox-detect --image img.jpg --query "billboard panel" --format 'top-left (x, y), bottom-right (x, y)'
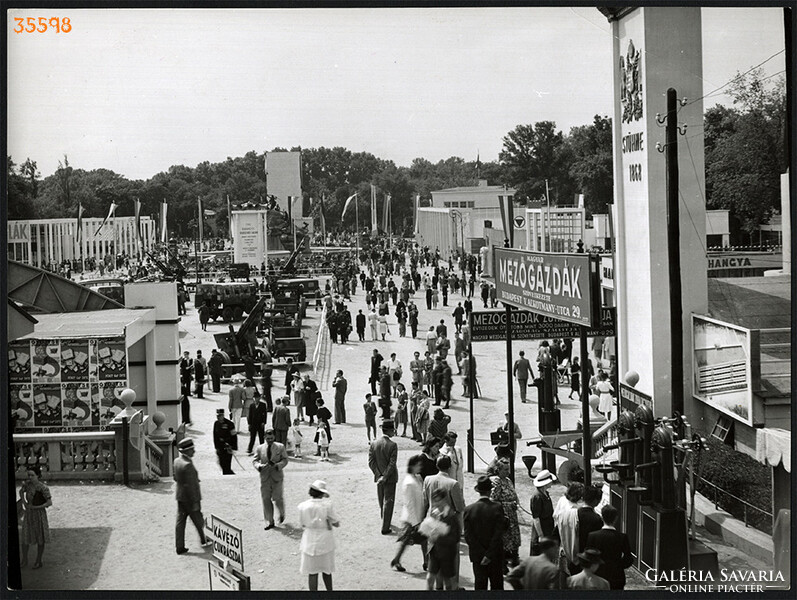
top-left (691, 314), bottom-right (756, 426)
top-left (265, 151), bottom-right (302, 213)
top-left (493, 248), bottom-right (598, 327)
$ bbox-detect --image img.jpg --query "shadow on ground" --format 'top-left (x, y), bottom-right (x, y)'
top-left (18, 527), bottom-right (113, 590)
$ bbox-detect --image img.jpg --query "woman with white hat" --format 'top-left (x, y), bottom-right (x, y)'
top-left (297, 480), bottom-right (339, 591)
top-left (529, 469), bottom-right (556, 556)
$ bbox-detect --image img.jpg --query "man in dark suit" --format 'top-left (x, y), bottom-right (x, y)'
top-left (271, 396), bottom-right (292, 445)
top-left (577, 485), bottom-right (605, 554)
top-left (586, 504), bottom-right (633, 589)
top-left (464, 476), bottom-right (506, 589)
top-left (208, 349), bottom-right (225, 393)
top-left (355, 309), bottom-right (366, 342)
top-left (247, 394), bottom-right (268, 454)
top-left (370, 349), bottom-right (384, 396)
top-left (173, 438), bottom-right (212, 554)
top-left (253, 428), bottom-right (289, 530)
top-left (368, 419), bottom-right (398, 534)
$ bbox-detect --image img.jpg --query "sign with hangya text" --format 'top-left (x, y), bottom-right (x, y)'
top-left (493, 248), bottom-right (600, 328)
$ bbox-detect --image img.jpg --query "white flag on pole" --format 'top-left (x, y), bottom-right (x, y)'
top-left (341, 193), bottom-right (357, 221)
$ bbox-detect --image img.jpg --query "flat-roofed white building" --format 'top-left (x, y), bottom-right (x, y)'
top-left (7, 217), bottom-right (156, 268)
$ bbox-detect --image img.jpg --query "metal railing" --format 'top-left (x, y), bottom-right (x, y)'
top-left (684, 465), bottom-right (772, 533)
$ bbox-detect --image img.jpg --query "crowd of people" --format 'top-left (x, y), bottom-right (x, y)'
top-left (168, 239), bottom-right (628, 591)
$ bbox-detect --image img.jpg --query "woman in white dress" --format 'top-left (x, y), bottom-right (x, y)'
top-left (378, 314), bottom-right (390, 341)
top-left (595, 372), bottom-right (615, 420)
top-left (391, 455), bottom-right (427, 572)
top-left (439, 432), bottom-right (464, 491)
top-left (298, 480), bottom-right (340, 591)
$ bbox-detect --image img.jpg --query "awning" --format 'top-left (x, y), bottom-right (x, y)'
top-left (756, 427), bottom-right (791, 472)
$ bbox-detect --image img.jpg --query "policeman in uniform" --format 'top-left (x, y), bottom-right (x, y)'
top-left (212, 408), bottom-right (237, 474)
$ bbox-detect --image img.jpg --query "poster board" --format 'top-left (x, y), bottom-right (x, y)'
top-left (10, 336), bottom-right (128, 432)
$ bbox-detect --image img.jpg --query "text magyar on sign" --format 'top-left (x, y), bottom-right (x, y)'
top-left (493, 248), bottom-right (598, 327)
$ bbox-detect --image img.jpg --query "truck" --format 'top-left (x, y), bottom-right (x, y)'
top-left (194, 281), bottom-right (259, 322)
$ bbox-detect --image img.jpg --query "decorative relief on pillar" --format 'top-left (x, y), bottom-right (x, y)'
top-left (620, 40), bottom-right (643, 124)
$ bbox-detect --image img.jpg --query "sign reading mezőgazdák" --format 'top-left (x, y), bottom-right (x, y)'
top-left (493, 248), bottom-right (599, 328)
top-left (471, 307), bottom-right (615, 342)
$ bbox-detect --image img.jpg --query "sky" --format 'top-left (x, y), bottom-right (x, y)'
top-left (6, 6), bottom-right (787, 181)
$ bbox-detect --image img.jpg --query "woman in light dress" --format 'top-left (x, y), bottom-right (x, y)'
top-left (298, 480), bottom-right (340, 591)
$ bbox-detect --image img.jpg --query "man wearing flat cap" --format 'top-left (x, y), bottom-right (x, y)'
top-left (212, 408), bottom-right (237, 475)
top-left (173, 438), bottom-right (212, 554)
top-left (368, 419), bottom-right (398, 534)
top-left (464, 476), bottom-right (506, 589)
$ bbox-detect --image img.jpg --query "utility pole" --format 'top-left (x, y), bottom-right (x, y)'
top-left (665, 88), bottom-right (684, 416)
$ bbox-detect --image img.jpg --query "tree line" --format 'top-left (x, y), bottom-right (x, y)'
top-left (6, 71), bottom-right (784, 243)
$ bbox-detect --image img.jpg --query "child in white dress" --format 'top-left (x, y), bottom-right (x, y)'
top-left (291, 418), bottom-right (304, 458)
top-left (317, 421), bottom-right (330, 461)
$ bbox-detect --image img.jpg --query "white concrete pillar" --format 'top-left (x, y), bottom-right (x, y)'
top-left (608, 7), bottom-right (707, 416)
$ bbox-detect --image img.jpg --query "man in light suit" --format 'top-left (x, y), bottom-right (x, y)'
top-left (368, 419), bottom-right (398, 535)
top-left (253, 428), bottom-right (289, 530)
top-left (464, 476), bottom-right (506, 589)
top-left (173, 438), bottom-right (212, 554)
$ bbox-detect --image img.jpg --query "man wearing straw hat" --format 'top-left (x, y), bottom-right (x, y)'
top-left (529, 469), bottom-right (556, 556)
top-left (173, 438), bottom-right (212, 555)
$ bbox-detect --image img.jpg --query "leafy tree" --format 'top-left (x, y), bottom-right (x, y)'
top-left (704, 70), bottom-right (785, 239)
top-left (499, 121), bottom-right (574, 205)
top-left (19, 158), bottom-right (40, 198)
top-left (565, 115), bottom-right (613, 215)
top-left (7, 156), bottom-right (36, 219)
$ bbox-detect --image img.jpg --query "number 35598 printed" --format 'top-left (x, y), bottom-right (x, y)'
top-left (14, 17), bottom-right (72, 33)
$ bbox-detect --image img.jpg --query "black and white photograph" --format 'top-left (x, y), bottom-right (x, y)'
top-left (4, 3), bottom-right (793, 594)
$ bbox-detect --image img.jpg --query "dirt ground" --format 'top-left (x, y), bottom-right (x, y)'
top-left (14, 265), bottom-right (761, 592)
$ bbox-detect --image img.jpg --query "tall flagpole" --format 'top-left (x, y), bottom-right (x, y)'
top-left (355, 193), bottom-right (360, 261)
top-left (112, 206), bottom-right (117, 271)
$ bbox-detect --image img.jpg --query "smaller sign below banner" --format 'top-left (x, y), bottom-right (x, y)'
top-left (471, 307), bottom-right (615, 342)
top-left (208, 561), bottom-right (247, 591)
top-left (210, 515), bottom-right (244, 573)
top-left (619, 382), bottom-right (653, 413)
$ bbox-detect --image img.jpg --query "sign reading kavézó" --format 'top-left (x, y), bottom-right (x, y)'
top-left (494, 248), bottom-right (598, 327)
top-left (471, 307), bottom-right (615, 342)
top-left (210, 515), bottom-right (244, 572)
